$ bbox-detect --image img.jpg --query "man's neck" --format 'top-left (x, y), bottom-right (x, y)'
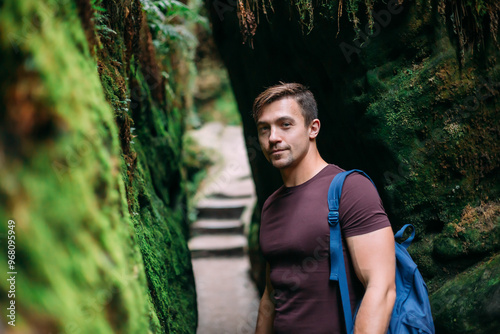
top-left (280, 153), bottom-right (328, 187)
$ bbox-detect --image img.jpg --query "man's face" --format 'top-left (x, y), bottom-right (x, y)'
top-left (256, 97), bottom-right (312, 170)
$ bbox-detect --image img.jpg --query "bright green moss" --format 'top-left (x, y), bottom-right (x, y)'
top-left (430, 253), bottom-right (500, 333)
top-left (364, 39), bottom-right (500, 232)
top-left (0, 0), bottom-right (151, 332)
top-left (0, 0), bottom-right (197, 332)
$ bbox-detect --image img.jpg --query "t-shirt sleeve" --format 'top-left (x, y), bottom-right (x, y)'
top-left (338, 172), bottom-right (391, 238)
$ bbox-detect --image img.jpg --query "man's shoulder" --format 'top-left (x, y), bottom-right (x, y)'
top-left (339, 169), bottom-right (390, 237)
top-left (342, 170), bottom-right (379, 192)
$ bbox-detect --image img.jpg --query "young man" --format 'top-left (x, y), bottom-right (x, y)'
top-left (253, 83), bottom-right (396, 334)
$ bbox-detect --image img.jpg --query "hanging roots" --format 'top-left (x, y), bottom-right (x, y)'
top-left (237, 0), bottom-right (257, 47)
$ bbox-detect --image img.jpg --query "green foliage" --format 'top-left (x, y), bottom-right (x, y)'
top-left (295, 0), bottom-right (315, 33)
top-left (213, 88), bottom-right (242, 125)
top-left (195, 85), bottom-right (242, 126)
top-left (365, 46), bottom-right (500, 234)
top-left (141, 0), bottom-right (207, 55)
top-left (91, 0), bottom-right (106, 12)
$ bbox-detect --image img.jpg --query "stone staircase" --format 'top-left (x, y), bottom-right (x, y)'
top-left (187, 122), bottom-right (260, 334)
top-left (189, 196), bottom-right (252, 258)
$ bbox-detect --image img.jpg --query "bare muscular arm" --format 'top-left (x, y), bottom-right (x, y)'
top-left (346, 226), bottom-right (396, 334)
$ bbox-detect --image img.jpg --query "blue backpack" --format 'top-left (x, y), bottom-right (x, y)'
top-left (327, 169), bottom-right (435, 334)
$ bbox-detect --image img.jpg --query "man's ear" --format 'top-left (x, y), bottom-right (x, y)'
top-left (309, 119), bottom-right (321, 139)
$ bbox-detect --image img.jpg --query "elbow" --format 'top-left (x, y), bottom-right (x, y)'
top-left (387, 283), bottom-right (396, 311)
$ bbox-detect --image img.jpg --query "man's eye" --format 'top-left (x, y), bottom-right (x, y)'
top-left (282, 123), bottom-right (291, 127)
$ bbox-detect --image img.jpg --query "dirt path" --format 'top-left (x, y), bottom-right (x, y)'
top-left (188, 122), bottom-right (260, 334)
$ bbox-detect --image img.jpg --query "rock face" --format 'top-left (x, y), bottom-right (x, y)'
top-left (0, 0), bottom-right (196, 333)
top-left (206, 0), bottom-right (500, 331)
top-left (431, 253), bottom-right (500, 333)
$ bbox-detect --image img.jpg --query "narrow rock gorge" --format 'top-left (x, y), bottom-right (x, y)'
top-left (0, 0), bottom-right (498, 333)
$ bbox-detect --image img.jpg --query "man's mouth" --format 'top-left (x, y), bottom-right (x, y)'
top-left (270, 149), bottom-right (286, 155)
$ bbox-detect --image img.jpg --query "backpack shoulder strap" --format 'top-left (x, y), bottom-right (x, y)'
top-left (328, 169), bottom-right (375, 334)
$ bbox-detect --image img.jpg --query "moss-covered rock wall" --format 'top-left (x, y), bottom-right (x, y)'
top-left (0, 0), bottom-right (198, 332)
top-left (206, 0), bottom-right (499, 332)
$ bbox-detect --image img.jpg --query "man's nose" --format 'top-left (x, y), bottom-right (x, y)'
top-left (268, 127), bottom-right (281, 143)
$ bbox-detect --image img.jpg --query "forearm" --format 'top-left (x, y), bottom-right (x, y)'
top-left (354, 285), bottom-right (396, 334)
top-left (255, 289), bottom-right (275, 334)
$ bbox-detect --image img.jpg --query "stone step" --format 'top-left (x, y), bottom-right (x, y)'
top-left (196, 198), bottom-right (252, 219)
top-left (196, 205), bottom-right (245, 220)
top-left (189, 235), bottom-right (247, 258)
top-left (201, 178), bottom-right (255, 199)
top-left (191, 219), bottom-right (244, 235)
top-left (209, 192), bottom-right (252, 200)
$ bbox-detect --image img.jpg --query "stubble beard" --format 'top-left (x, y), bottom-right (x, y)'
top-left (270, 150), bottom-right (294, 170)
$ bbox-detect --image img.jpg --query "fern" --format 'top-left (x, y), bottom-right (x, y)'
top-left (140, 0), bottom-right (207, 55)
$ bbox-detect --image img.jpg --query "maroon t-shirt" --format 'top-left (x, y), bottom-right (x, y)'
top-left (259, 164), bottom-right (391, 334)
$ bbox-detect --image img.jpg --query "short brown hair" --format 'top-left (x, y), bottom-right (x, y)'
top-left (252, 82), bottom-right (318, 126)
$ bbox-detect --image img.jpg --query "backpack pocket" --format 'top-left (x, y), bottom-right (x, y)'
top-left (400, 312), bottom-right (434, 334)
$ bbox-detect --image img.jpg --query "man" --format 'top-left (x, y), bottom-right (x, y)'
top-left (253, 82), bottom-right (396, 334)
